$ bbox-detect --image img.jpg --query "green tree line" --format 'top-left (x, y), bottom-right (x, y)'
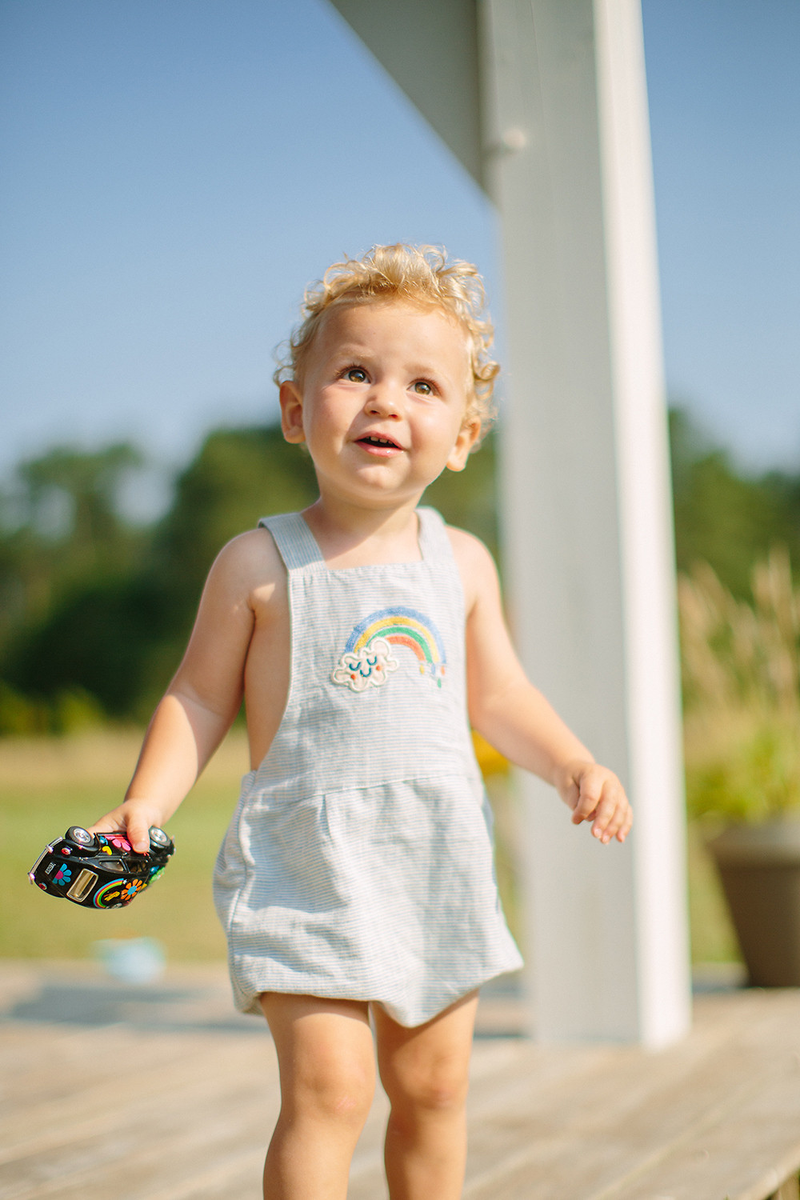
top-left (0, 410), bottom-right (797, 734)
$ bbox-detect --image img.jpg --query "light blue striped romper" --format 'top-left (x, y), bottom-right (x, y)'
top-left (213, 507), bottom-right (522, 1026)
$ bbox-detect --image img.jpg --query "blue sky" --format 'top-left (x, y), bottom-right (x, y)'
top-left (1, 0), bottom-right (798, 517)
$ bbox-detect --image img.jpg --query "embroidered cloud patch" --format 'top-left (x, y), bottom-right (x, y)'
top-left (331, 637), bottom-right (399, 691)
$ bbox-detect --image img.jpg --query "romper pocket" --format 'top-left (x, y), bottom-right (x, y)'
top-left (235, 785), bottom-right (344, 916)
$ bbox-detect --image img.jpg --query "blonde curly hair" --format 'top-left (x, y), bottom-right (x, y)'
top-left (274, 244), bottom-right (499, 441)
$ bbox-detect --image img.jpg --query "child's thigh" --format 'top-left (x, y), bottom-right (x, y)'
top-left (373, 991), bottom-right (479, 1109)
top-left (260, 992), bottom-right (376, 1110)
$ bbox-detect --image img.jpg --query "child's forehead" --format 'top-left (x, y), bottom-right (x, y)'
top-left (315, 297), bottom-right (469, 355)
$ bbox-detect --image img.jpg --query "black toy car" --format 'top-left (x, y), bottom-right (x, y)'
top-left (28, 826), bottom-right (174, 909)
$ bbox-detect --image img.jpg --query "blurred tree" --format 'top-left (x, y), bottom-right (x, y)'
top-left (0, 444), bottom-right (146, 637)
top-left (761, 469), bottom-right (800, 566)
top-left (669, 409), bottom-right (797, 597)
top-left (0, 444), bottom-right (153, 722)
top-left (19, 443), bottom-right (141, 550)
top-left (4, 576), bottom-right (167, 718)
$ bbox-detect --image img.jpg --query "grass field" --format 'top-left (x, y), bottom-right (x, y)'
top-left (0, 730), bottom-right (738, 965)
top-left (1, 730), bottom-right (250, 961)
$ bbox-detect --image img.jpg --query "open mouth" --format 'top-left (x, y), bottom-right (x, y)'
top-left (357, 435), bottom-right (402, 451)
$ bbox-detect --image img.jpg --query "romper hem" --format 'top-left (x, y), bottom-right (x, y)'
top-left (229, 962), bottom-right (521, 1028)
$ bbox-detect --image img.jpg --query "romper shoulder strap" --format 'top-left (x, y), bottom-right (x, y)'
top-left (416, 506), bottom-right (455, 563)
top-left (258, 513), bottom-right (324, 571)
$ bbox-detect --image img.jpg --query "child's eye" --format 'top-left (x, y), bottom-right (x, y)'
top-left (343, 367), bottom-right (368, 383)
top-left (412, 380), bottom-right (435, 396)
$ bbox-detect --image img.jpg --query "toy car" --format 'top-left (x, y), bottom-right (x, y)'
top-left (28, 826), bottom-right (174, 909)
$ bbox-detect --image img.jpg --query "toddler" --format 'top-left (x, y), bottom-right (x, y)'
top-left (92, 244), bottom-right (632, 1200)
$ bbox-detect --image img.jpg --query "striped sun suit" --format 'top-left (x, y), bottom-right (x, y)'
top-left (213, 506), bottom-right (522, 1026)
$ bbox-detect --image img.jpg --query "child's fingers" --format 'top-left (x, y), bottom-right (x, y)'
top-left (612, 795), bottom-right (634, 839)
top-left (89, 804), bottom-right (157, 854)
top-left (615, 804), bottom-right (634, 843)
top-left (571, 768), bottom-right (632, 845)
top-left (569, 764), bottom-right (607, 823)
top-left (592, 796), bottom-right (632, 845)
top-left (124, 818), bottom-right (155, 855)
top-left (590, 795), bottom-right (626, 843)
top-left (558, 762), bottom-right (632, 845)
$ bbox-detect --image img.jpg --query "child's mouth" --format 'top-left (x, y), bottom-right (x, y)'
top-left (356, 435), bottom-right (403, 456)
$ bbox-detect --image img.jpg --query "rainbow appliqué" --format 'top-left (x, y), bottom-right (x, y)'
top-left (332, 607), bottom-right (447, 692)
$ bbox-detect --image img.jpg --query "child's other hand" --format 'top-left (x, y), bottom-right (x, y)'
top-left (89, 800), bottom-right (165, 855)
top-left (553, 761), bottom-right (632, 844)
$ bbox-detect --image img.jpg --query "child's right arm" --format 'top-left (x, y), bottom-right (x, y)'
top-left (90, 530), bottom-right (282, 852)
top-left (451, 527), bottom-right (633, 844)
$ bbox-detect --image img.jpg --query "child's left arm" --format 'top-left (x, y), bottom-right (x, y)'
top-left (451, 529), bottom-right (632, 845)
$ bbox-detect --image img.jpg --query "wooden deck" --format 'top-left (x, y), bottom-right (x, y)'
top-left (2, 960), bottom-right (800, 1200)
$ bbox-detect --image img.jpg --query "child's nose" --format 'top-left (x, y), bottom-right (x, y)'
top-left (365, 383), bottom-right (402, 418)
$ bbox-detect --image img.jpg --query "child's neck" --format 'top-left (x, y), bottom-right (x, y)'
top-left (301, 495), bottom-right (425, 568)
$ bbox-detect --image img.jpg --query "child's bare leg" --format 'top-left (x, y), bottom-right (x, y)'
top-left (259, 993), bottom-right (375, 1200)
top-left (374, 990), bottom-right (479, 1200)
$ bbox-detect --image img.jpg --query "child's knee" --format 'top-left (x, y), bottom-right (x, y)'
top-left (382, 1059), bottom-right (469, 1119)
top-left (286, 1055), bottom-right (375, 1127)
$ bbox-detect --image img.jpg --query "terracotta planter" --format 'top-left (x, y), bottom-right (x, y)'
top-left (708, 819), bottom-right (800, 987)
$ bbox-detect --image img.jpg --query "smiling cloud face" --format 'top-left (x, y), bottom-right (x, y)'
top-left (331, 637), bottom-right (399, 692)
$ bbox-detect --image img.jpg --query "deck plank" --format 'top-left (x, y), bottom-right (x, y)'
top-left (2, 963), bottom-right (800, 1200)
top-left (463, 991), bottom-right (800, 1199)
top-left (0, 1033), bottom-right (278, 1199)
top-left (603, 1064), bottom-right (800, 1200)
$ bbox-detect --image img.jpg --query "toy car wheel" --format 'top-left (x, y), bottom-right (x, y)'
top-left (65, 826), bottom-right (96, 849)
top-left (148, 826), bottom-right (171, 850)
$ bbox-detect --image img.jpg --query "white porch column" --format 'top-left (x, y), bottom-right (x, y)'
top-left (481, 0), bottom-right (691, 1045)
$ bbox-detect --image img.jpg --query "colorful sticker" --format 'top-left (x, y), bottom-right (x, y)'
top-left (120, 878), bottom-right (145, 902)
top-left (332, 607), bottom-right (447, 692)
top-left (92, 879), bottom-right (129, 908)
top-left (105, 833), bottom-right (133, 852)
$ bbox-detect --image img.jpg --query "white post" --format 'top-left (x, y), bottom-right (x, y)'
top-left (481, 0), bottom-right (691, 1045)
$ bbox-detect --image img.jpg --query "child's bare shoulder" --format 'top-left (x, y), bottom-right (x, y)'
top-left (444, 525), bottom-right (500, 610)
top-left (204, 526), bottom-right (287, 608)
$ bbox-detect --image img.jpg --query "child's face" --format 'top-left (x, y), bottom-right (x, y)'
top-left (280, 300), bottom-right (481, 509)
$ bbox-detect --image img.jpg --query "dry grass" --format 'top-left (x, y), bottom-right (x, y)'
top-left (0, 726), bottom-right (250, 790)
top-left (676, 549), bottom-right (800, 963)
top-left (680, 549), bottom-right (800, 823)
top-left (679, 547), bottom-right (800, 716)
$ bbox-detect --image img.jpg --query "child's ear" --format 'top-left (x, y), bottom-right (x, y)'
top-left (446, 416), bottom-right (482, 473)
top-left (279, 380), bottom-right (306, 444)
